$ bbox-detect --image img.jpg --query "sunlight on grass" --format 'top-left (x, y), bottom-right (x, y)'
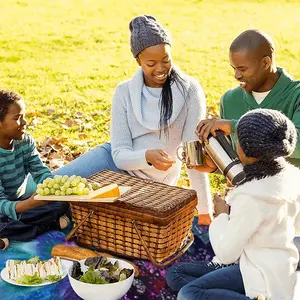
top-left (0, 0), bottom-right (299, 191)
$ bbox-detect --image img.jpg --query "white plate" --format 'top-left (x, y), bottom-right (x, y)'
top-left (34, 186), bottom-right (131, 203)
top-left (0, 259), bottom-right (73, 287)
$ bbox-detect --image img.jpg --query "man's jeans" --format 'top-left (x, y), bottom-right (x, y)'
top-left (166, 261), bottom-right (253, 300)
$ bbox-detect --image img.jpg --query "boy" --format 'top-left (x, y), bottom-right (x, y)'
top-left (0, 90), bottom-right (70, 241)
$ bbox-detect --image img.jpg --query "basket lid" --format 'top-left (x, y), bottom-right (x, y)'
top-left (88, 170), bottom-right (197, 218)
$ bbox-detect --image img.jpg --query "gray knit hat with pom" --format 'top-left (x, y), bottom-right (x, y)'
top-left (129, 15), bottom-right (171, 58)
top-left (237, 109), bottom-right (297, 160)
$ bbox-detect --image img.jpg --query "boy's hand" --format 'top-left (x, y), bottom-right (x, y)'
top-left (213, 193), bottom-right (230, 217)
top-left (146, 149), bottom-right (176, 171)
top-left (196, 118), bottom-right (232, 144)
top-left (16, 194), bottom-right (51, 213)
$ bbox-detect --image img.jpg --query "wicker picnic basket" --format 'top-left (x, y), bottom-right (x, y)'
top-left (66, 170), bottom-right (197, 267)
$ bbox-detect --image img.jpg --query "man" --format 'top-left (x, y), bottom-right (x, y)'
top-left (196, 29), bottom-right (300, 274)
top-left (197, 29), bottom-right (300, 168)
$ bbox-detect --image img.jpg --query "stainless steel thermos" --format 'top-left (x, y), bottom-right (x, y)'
top-left (204, 131), bottom-right (245, 185)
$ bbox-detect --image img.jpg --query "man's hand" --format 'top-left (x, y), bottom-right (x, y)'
top-left (213, 193), bottom-right (230, 217)
top-left (146, 149), bottom-right (176, 171)
top-left (196, 118), bottom-right (232, 144)
top-left (15, 194), bottom-right (51, 214)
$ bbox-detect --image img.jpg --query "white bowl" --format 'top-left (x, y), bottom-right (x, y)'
top-left (68, 257), bottom-right (134, 300)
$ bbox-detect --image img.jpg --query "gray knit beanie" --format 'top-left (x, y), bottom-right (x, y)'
top-left (237, 109), bottom-right (297, 160)
top-left (129, 15), bottom-right (172, 58)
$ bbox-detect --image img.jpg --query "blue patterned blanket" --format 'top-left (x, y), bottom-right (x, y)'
top-left (0, 227), bottom-right (213, 300)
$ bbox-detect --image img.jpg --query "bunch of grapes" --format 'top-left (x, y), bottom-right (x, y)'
top-left (36, 175), bottom-right (95, 196)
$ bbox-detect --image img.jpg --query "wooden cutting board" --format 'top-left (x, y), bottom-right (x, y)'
top-left (34, 186), bottom-right (131, 203)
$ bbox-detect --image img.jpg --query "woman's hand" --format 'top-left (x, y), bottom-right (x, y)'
top-left (146, 149), bottom-right (176, 171)
top-left (213, 193), bottom-right (230, 217)
top-left (196, 118), bottom-right (232, 144)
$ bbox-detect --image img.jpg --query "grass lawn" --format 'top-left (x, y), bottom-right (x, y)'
top-left (0, 0), bottom-right (300, 190)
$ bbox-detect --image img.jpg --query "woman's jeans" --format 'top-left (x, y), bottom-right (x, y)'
top-left (26, 142), bottom-right (125, 192)
top-left (53, 142), bottom-right (124, 177)
top-left (166, 261), bottom-right (253, 300)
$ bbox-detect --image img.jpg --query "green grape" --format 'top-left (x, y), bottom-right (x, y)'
top-left (61, 175), bottom-right (68, 183)
top-left (53, 184), bottom-right (60, 189)
top-left (42, 183), bottom-right (48, 188)
top-left (60, 191), bottom-right (66, 196)
top-left (54, 175), bottom-right (62, 183)
top-left (92, 182), bottom-right (101, 190)
top-left (72, 187), bottom-right (78, 194)
top-left (80, 178), bottom-right (88, 185)
top-left (55, 190), bottom-right (61, 196)
top-left (60, 185), bottom-right (67, 191)
top-left (64, 182), bottom-right (70, 188)
top-left (66, 188), bottom-right (73, 195)
top-left (44, 188), bottom-right (50, 195)
top-left (50, 188), bottom-right (55, 195)
top-left (77, 189), bottom-right (84, 195)
top-left (36, 188), bottom-right (43, 195)
top-left (37, 184), bottom-right (43, 189)
top-left (83, 187), bottom-right (89, 195)
top-left (78, 182), bottom-right (85, 190)
top-left (69, 175), bottom-right (76, 181)
top-left (71, 180), bottom-right (78, 187)
top-left (43, 178), bottom-right (52, 185)
top-left (47, 182), bottom-right (54, 188)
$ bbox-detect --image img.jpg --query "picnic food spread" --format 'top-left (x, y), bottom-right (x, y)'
top-left (36, 175), bottom-right (120, 199)
top-left (70, 256), bottom-right (133, 284)
top-left (5, 256), bottom-right (63, 284)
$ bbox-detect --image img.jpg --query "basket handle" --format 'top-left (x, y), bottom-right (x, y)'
top-left (66, 210), bottom-right (94, 241)
top-left (132, 220), bottom-right (194, 268)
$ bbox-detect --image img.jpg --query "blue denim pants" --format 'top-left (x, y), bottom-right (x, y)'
top-left (0, 201), bottom-right (70, 241)
top-left (166, 261), bottom-right (253, 300)
top-left (26, 142), bottom-right (125, 192)
top-left (53, 142), bottom-right (125, 177)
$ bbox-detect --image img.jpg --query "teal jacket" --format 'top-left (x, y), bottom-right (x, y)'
top-left (221, 67), bottom-right (300, 167)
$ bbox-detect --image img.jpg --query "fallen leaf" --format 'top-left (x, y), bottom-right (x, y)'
top-left (78, 133), bottom-right (88, 139)
top-left (47, 108), bottom-right (55, 115)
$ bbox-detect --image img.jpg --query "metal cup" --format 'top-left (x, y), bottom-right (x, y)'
top-left (177, 140), bottom-right (203, 168)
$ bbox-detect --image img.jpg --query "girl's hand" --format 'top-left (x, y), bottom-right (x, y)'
top-left (146, 149), bottom-right (176, 171)
top-left (213, 193), bottom-right (230, 217)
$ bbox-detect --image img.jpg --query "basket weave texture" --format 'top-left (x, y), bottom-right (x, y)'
top-left (70, 170), bottom-right (197, 262)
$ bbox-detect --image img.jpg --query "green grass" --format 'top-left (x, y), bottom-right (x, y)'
top-left (1, 0), bottom-right (300, 191)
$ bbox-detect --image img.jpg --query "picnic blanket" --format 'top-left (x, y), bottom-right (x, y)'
top-left (0, 225), bottom-right (214, 300)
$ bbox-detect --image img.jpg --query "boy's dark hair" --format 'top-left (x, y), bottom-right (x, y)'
top-left (0, 90), bottom-right (22, 121)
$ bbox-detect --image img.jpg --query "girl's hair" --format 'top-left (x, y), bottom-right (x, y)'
top-left (0, 90), bottom-right (22, 121)
top-left (159, 68), bottom-right (186, 138)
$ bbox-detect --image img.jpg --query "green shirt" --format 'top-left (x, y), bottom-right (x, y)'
top-left (0, 133), bottom-right (52, 220)
top-left (221, 67), bottom-right (300, 167)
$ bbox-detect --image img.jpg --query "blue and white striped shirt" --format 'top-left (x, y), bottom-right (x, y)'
top-left (0, 133), bottom-right (52, 220)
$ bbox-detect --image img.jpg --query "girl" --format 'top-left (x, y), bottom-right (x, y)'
top-left (166, 109), bottom-right (300, 300)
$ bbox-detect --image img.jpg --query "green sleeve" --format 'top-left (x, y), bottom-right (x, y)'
top-left (289, 103), bottom-right (300, 159)
top-left (220, 94), bottom-right (238, 134)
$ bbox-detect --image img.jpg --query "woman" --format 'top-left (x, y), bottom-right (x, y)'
top-left (53, 15), bottom-right (212, 224)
